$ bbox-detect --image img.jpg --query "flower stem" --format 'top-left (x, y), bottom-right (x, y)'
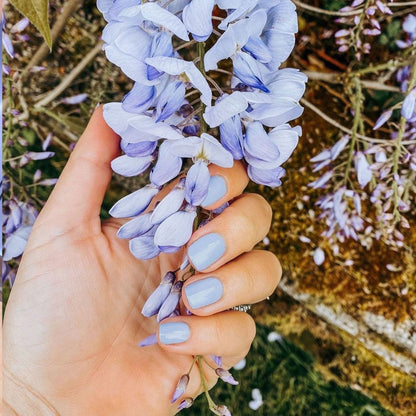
top-left (198, 42), bottom-right (208, 134)
top-left (343, 77), bottom-right (363, 186)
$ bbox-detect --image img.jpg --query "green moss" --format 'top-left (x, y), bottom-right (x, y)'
top-left (187, 325), bottom-right (392, 416)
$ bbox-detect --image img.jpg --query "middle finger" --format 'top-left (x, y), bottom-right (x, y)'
top-left (186, 193), bottom-right (272, 273)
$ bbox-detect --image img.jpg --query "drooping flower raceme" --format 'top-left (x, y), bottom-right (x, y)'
top-left (98, 0), bottom-right (305, 413)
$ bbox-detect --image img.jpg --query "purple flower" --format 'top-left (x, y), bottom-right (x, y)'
top-left (141, 271), bottom-right (176, 317)
top-left (138, 333), bottom-right (158, 347)
top-left (117, 212), bottom-right (154, 239)
top-left (157, 280), bottom-right (183, 322)
top-left (154, 206), bottom-right (197, 252)
top-left (171, 374), bottom-right (190, 403)
top-left (111, 154), bottom-right (153, 177)
top-left (150, 140), bottom-right (183, 187)
top-left (183, 0), bottom-right (215, 42)
top-left (185, 161), bottom-right (210, 206)
top-left (151, 179), bottom-right (186, 224)
top-left (170, 133), bottom-right (234, 168)
top-left (354, 152), bottom-right (372, 188)
top-left (178, 398), bottom-right (193, 410)
top-left (215, 368), bottom-right (239, 385)
top-left (401, 89), bottom-right (416, 120)
top-left (145, 56), bottom-right (212, 106)
top-left (109, 185), bottom-right (160, 218)
top-left (373, 109), bottom-right (393, 130)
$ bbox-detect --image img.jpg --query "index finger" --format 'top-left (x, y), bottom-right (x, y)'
top-left (37, 106), bottom-right (121, 229)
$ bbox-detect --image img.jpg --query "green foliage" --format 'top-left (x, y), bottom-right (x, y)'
top-left (9, 0), bottom-right (52, 49)
top-left (379, 19), bottom-right (403, 49)
top-left (324, 0), bottom-right (347, 11)
top-left (187, 326), bottom-right (393, 416)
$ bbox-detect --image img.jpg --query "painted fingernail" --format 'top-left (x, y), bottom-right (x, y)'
top-left (185, 277), bottom-right (223, 309)
top-left (159, 322), bottom-right (190, 345)
top-left (188, 233), bottom-right (226, 271)
top-left (201, 176), bottom-right (227, 207)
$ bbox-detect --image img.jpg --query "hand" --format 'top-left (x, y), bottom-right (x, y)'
top-left (3, 107), bottom-right (281, 416)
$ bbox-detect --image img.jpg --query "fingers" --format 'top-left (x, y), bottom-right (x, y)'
top-left (157, 311), bottom-right (256, 359)
top-left (182, 250), bottom-right (281, 316)
top-left (187, 193), bottom-right (272, 272)
top-left (39, 106), bottom-right (120, 226)
top-left (203, 161), bottom-right (249, 210)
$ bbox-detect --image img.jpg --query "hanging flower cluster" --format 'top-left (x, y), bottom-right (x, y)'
top-left (98, 0), bottom-right (306, 260)
top-left (98, 0), bottom-right (305, 413)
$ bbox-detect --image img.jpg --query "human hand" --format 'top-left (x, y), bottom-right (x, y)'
top-left (3, 107), bottom-right (281, 416)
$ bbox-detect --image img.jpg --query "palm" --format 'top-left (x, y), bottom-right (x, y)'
top-left (4, 215), bottom-right (201, 415)
top-left (3, 108), bottom-right (211, 415)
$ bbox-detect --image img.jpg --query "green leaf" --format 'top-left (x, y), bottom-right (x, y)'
top-left (10, 0), bottom-right (52, 50)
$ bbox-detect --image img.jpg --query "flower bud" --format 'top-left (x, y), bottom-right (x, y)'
top-left (171, 374), bottom-right (190, 403)
top-left (141, 272), bottom-right (176, 317)
top-left (215, 368), bottom-right (239, 385)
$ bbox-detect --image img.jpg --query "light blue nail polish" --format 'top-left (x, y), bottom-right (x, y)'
top-left (185, 277), bottom-right (223, 309)
top-left (202, 176), bottom-right (227, 207)
top-left (188, 233), bottom-right (226, 271)
top-left (159, 322), bottom-right (190, 345)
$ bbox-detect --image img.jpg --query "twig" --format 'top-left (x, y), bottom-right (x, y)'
top-left (304, 71), bottom-right (401, 92)
top-left (21, 0), bottom-right (83, 80)
top-left (292, 0), bottom-right (362, 16)
top-left (34, 42), bottom-right (104, 108)
top-left (300, 98), bottom-right (387, 144)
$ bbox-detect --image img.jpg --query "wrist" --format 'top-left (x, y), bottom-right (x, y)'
top-left (3, 368), bottom-right (60, 416)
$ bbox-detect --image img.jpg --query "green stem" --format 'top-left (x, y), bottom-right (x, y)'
top-left (198, 42), bottom-right (208, 134)
top-left (344, 77), bottom-right (362, 186)
top-left (197, 356), bottom-right (217, 408)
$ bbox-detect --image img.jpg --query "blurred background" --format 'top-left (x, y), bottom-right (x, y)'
top-left (2, 0), bottom-right (416, 415)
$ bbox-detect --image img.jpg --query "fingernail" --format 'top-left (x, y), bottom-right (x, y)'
top-left (188, 233), bottom-right (226, 271)
top-left (201, 176), bottom-right (227, 207)
top-left (185, 277), bottom-right (224, 309)
top-left (159, 322), bottom-right (190, 345)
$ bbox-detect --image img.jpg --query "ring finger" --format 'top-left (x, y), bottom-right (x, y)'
top-left (182, 250), bottom-right (281, 316)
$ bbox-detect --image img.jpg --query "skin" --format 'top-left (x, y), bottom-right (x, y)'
top-left (3, 107), bottom-right (282, 416)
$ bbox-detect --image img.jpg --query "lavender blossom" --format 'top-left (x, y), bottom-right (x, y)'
top-left (171, 374), bottom-right (190, 403)
top-left (215, 368), bottom-right (239, 385)
top-left (141, 271), bottom-right (176, 317)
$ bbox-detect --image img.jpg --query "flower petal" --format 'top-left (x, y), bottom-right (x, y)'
top-left (146, 57), bottom-right (212, 105)
top-left (120, 140), bottom-right (157, 157)
top-left (219, 116), bottom-right (244, 160)
top-left (122, 83), bottom-right (156, 113)
top-left (150, 141), bottom-right (183, 186)
top-left (182, 0), bottom-right (215, 42)
top-left (203, 92), bottom-right (248, 127)
top-left (129, 235), bottom-right (161, 260)
top-left (247, 165), bottom-right (286, 187)
top-left (117, 213), bottom-right (154, 239)
top-left (154, 209), bottom-right (196, 249)
top-left (111, 154), bottom-right (153, 177)
top-left (268, 124), bottom-right (300, 166)
top-left (151, 181), bottom-right (186, 224)
top-left (185, 162), bottom-right (210, 205)
top-left (354, 152), bottom-right (372, 188)
top-left (233, 52), bottom-right (269, 92)
top-left (109, 185), bottom-right (160, 218)
top-left (141, 2), bottom-right (189, 41)
top-left (141, 271), bottom-right (176, 317)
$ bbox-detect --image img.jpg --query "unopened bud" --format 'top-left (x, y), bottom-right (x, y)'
top-left (171, 374), bottom-right (190, 403)
top-left (215, 368), bottom-right (239, 385)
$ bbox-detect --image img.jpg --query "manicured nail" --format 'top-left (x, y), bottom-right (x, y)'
top-left (188, 233), bottom-right (226, 271)
top-left (201, 176), bottom-right (227, 207)
top-left (159, 322), bottom-right (190, 345)
top-left (185, 277), bottom-right (223, 309)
